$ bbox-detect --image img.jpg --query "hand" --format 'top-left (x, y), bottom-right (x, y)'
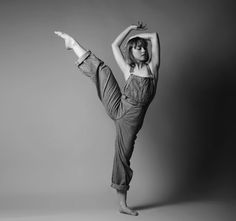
top-left (131, 21), bottom-right (147, 31)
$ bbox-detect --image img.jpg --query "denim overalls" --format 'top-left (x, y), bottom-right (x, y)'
top-left (76, 51), bottom-right (157, 192)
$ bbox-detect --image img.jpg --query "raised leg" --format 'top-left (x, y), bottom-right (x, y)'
top-left (54, 31), bottom-right (122, 120)
top-left (75, 51), bottom-right (122, 120)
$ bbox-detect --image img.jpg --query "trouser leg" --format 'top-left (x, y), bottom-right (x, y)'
top-left (76, 51), bottom-right (121, 119)
top-left (111, 120), bottom-right (138, 192)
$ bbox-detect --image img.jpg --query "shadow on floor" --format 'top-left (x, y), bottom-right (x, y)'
top-left (129, 191), bottom-right (233, 211)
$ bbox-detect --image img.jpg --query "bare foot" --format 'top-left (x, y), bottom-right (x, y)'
top-left (54, 31), bottom-right (76, 50)
top-left (119, 204), bottom-right (139, 216)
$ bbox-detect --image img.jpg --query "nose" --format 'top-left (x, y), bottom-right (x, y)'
top-left (141, 47), bottom-right (145, 53)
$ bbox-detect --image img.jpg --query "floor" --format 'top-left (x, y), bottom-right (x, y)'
top-left (0, 193), bottom-right (235, 221)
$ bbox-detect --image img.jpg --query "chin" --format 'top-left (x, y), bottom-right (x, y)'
top-left (141, 57), bottom-right (148, 63)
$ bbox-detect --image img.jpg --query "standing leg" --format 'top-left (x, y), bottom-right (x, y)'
top-left (111, 120), bottom-right (140, 216)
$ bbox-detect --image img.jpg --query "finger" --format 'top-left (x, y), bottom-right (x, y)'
top-left (143, 24), bottom-right (147, 30)
top-left (140, 23), bottom-right (146, 30)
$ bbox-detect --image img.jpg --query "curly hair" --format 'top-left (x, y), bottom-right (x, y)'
top-left (125, 37), bottom-right (149, 72)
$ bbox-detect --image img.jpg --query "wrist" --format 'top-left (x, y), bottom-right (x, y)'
top-left (129, 25), bottom-right (136, 31)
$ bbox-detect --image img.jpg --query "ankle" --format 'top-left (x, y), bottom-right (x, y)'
top-left (119, 201), bottom-right (127, 207)
top-left (73, 43), bottom-right (87, 58)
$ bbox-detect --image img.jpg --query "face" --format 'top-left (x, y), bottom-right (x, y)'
top-left (132, 45), bottom-right (148, 62)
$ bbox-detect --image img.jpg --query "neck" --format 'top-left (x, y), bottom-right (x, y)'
top-left (136, 62), bottom-right (145, 69)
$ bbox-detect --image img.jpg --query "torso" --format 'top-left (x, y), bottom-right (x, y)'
top-left (122, 63), bottom-right (157, 106)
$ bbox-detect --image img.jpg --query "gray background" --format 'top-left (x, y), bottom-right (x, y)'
top-left (0, 0), bottom-right (235, 219)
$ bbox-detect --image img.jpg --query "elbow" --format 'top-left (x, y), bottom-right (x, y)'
top-left (111, 43), bottom-right (116, 52)
top-left (155, 32), bottom-right (160, 41)
top-left (111, 43), bottom-right (120, 51)
top-left (153, 32), bottom-right (160, 45)
top-left (111, 40), bottom-right (121, 49)
top-left (153, 32), bottom-right (158, 39)
top-left (111, 43), bottom-right (118, 54)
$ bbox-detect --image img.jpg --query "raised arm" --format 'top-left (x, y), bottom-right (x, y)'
top-left (111, 22), bottom-right (147, 80)
top-left (129, 32), bottom-right (160, 74)
top-left (111, 26), bottom-right (135, 80)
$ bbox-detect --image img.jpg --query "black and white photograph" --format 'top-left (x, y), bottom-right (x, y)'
top-left (0, 0), bottom-right (235, 220)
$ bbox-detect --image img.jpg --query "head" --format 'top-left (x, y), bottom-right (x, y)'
top-left (126, 37), bottom-right (149, 68)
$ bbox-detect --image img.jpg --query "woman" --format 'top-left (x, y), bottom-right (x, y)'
top-left (54, 22), bottom-right (160, 216)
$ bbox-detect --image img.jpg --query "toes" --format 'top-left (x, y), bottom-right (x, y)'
top-left (54, 31), bottom-right (62, 37)
top-left (54, 31), bottom-right (66, 39)
top-left (54, 31), bottom-right (61, 35)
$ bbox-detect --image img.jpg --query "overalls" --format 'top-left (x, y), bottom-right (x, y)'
top-left (76, 51), bottom-right (158, 192)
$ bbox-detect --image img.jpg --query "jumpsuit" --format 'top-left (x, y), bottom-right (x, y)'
top-left (76, 50), bottom-right (158, 192)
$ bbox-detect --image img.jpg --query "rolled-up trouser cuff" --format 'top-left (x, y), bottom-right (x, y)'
top-left (75, 50), bottom-right (91, 66)
top-left (111, 183), bottom-right (130, 192)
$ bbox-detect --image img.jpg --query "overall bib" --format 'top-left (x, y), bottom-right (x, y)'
top-left (76, 51), bottom-right (158, 192)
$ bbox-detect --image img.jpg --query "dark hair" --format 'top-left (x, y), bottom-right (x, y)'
top-left (125, 37), bottom-right (149, 71)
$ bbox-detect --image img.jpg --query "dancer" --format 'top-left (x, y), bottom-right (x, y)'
top-left (54, 22), bottom-right (160, 216)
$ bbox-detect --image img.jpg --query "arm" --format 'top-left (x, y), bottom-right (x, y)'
top-left (111, 25), bottom-right (135, 80)
top-left (129, 32), bottom-right (160, 73)
top-left (111, 22), bottom-right (147, 80)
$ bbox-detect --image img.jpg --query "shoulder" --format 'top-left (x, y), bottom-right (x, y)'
top-left (123, 65), bottom-right (132, 81)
